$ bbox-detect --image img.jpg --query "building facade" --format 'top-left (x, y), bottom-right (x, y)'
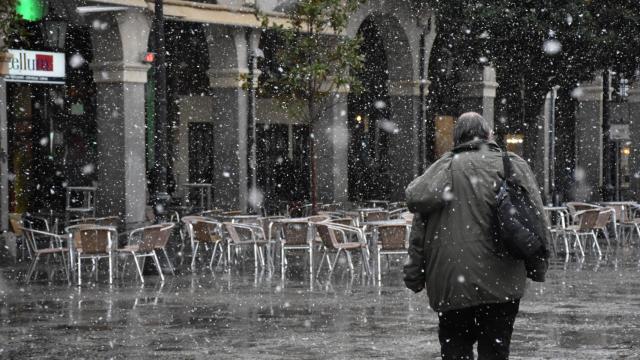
top-left (0, 0), bottom-right (637, 229)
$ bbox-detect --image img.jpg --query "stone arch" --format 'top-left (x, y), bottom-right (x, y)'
top-left (425, 29), bottom-right (498, 164)
top-left (197, 25), bottom-right (260, 210)
top-left (346, 2), bottom-right (424, 200)
top-left (347, 1), bottom-right (421, 86)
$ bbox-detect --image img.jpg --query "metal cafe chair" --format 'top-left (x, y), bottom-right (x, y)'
top-left (168, 211), bottom-right (187, 250)
top-left (155, 222), bottom-right (177, 275)
top-left (313, 218), bottom-right (358, 249)
top-left (201, 209), bottom-right (224, 217)
top-left (65, 186), bottom-right (97, 225)
top-left (142, 206), bottom-right (182, 225)
top-left (375, 223), bottom-right (410, 282)
top-left (326, 218), bottom-right (356, 227)
top-left (140, 209), bottom-right (185, 251)
top-left (543, 207), bottom-right (569, 257)
top-left (316, 210), bottom-right (343, 219)
top-left (563, 209), bottom-right (601, 258)
top-left (182, 216), bottom-right (225, 270)
top-left (223, 222), bottom-right (269, 269)
top-left (400, 212), bottom-right (414, 223)
top-left (67, 225), bottom-right (116, 285)
top-left (286, 203), bottom-right (313, 218)
top-left (389, 207), bottom-right (408, 219)
top-left (609, 204), bottom-right (640, 244)
top-left (388, 201), bottom-right (407, 210)
top-left (594, 208), bottom-right (615, 248)
top-left (320, 203), bottom-right (343, 212)
top-left (21, 227), bottom-right (70, 283)
top-left (68, 217), bottom-right (98, 226)
top-left (314, 222), bottom-right (371, 276)
top-left (96, 216), bottom-right (120, 227)
top-left (117, 224), bottom-right (169, 283)
top-left (9, 213), bottom-right (29, 261)
top-left (275, 219), bottom-right (316, 277)
top-left (362, 200), bottom-right (389, 209)
top-left (360, 210), bottom-right (390, 239)
top-left (363, 210), bottom-right (390, 223)
top-left (565, 202), bottom-right (601, 224)
top-left (307, 215), bottom-right (331, 244)
top-left (23, 213), bottom-right (54, 235)
top-left (229, 214), bottom-right (261, 224)
top-left (259, 216), bottom-right (287, 244)
top-left (258, 216), bottom-right (287, 268)
top-left (68, 216), bottom-right (118, 227)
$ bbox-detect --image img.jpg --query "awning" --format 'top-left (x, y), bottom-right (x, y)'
top-left (86, 0), bottom-right (289, 28)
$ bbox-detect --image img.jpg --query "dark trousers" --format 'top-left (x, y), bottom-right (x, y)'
top-left (438, 300), bottom-right (520, 360)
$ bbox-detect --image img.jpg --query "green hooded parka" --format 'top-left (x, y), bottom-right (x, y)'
top-left (403, 140), bottom-right (550, 312)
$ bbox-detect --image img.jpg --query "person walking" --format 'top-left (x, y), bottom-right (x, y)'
top-left (403, 112), bottom-right (550, 359)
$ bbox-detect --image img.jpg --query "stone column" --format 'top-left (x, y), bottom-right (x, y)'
top-left (0, 37), bottom-right (8, 229)
top-left (314, 90), bottom-right (349, 204)
top-left (628, 84), bottom-right (640, 196)
top-left (540, 91), bottom-right (552, 202)
top-left (89, 10), bottom-right (151, 224)
top-left (0, 75), bottom-right (7, 230)
top-left (573, 75), bottom-right (604, 201)
top-left (457, 66), bottom-right (498, 128)
top-left (206, 26), bottom-right (251, 211)
top-left (387, 80), bottom-right (421, 201)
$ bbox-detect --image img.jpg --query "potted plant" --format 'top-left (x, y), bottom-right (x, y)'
top-left (0, 0), bottom-right (20, 75)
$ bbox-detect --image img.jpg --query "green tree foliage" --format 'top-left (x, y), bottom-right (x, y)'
top-left (257, 0), bottom-right (366, 209)
top-left (429, 0), bottom-right (640, 158)
top-left (259, 0), bottom-right (364, 104)
top-left (0, 0), bottom-right (21, 51)
top-left (587, 0), bottom-right (640, 78)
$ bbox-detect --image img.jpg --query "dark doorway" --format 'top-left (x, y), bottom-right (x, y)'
top-left (188, 123), bottom-right (215, 184)
top-left (7, 83), bottom-right (67, 213)
top-left (256, 124), bottom-right (310, 214)
top-left (348, 17), bottom-right (391, 202)
top-left (154, 21), bottom-right (210, 197)
top-left (6, 23), bottom-right (96, 214)
top-left (291, 125), bottom-right (310, 202)
top-left (424, 32), bottom-right (462, 163)
top-left (256, 124), bottom-right (288, 212)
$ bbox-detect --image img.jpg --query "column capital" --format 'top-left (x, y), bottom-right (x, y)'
top-left (90, 61), bottom-right (150, 84)
top-left (458, 66), bottom-right (498, 98)
top-left (458, 65), bottom-right (498, 98)
top-left (388, 79), bottom-right (422, 96)
top-left (207, 68), bottom-right (256, 88)
top-left (573, 75), bottom-right (604, 102)
top-left (458, 80), bottom-right (498, 99)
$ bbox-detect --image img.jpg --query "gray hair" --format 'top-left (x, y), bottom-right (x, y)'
top-left (453, 112), bottom-right (492, 146)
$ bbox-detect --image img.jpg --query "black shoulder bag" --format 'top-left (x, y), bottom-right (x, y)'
top-left (494, 152), bottom-right (545, 259)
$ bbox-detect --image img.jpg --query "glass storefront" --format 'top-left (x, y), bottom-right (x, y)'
top-left (5, 18), bottom-right (96, 214)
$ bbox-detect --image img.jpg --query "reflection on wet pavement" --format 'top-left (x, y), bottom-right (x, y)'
top-left (1, 248), bottom-right (640, 359)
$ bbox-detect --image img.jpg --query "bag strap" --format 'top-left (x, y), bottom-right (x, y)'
top-left (502, 151), bottom-right (513, 181)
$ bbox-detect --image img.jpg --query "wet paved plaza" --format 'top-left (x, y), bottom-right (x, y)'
top-left (1, 247), bottom-right (640, 359)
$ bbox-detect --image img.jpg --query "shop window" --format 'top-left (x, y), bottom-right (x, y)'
top-left (505, 134), bottom-right (524, 156)
top-left (434, 115), bottom-right (456, 158)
